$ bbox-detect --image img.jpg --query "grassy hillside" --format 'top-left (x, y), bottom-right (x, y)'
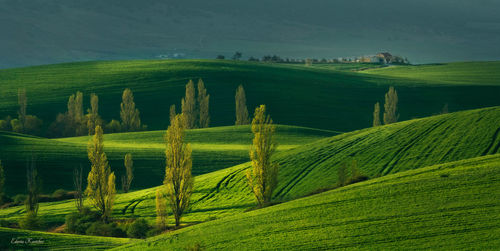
top-left (0, 227), bottom-right (134, 250)
top-left (0, 125), bottom-right (336, 195)
top-left (362, 61), bottom-right (500, 86)
top-left (117, 153), bottom-right (500, 250)
top-left (0, 107), bottom-right (498, 228)
top-left (0, 60), bottom-right (499, 133)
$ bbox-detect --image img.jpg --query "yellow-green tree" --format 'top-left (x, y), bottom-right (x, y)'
top-left (0, 160), bottom-right (3, 205)
top-left (164, 114), bottom-right (193, 227)
top-left (121, 153), bottom-right (133, 193)
top-left (25, 156), bottom-right (41, 215)
top-left (383, 87), bottom-right (399, 125)
top-left (120, 88), bottom-right (141, 132)
top-left (373, 102), bottom-right (381, 127)
top-left (86, 125), bottom-right (116, 222)
top-left (87, 93), bottom-right (102, 135)
top-left (155, 187), bottom-right (167, 231)
top-left (18, 88), bottom-right (27, 133)
top-left (169, 104), bottom-right (176, 125)
top-left (246, 105), bottom-right (279, 206)
top-left (181, 80), bottom-right (196, 129)
top-left (197, 79), bottom-right (210, 128)
top-left (235, 85), bottom-right (250, 125)
top-left (61, 91), bottom-right (86, 136)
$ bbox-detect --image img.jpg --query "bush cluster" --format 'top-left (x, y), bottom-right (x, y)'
top-left (65, 208), bottom-right (153, 238)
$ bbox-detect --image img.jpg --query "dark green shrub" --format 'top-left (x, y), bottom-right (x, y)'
top-left (0, 219), bottom-right (10, 227)
top-left (347, 174), bottom-right (369, 185)
top-left (19, 212), bottom-right (44, 230)
top-left (86, 221), bottom-right (126, 237)
top-left (127, 218), bottom-right (150, 239)
top-left (65, 207), bottom-right (101, 234)
top-left (13, 194), bottom-right (27, 205)
top-left (146, 227), bottom-right (162, 237)
top-left (52, 189), bottom-right (67, 198)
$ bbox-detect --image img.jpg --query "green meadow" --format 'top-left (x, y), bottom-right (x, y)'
top-left (0, 59), bottom-right (499, 250)
top-left (0, 107), bottom-right (497, 230)
top-left (0, 227), bottom-right (135, 250)
top-left (0, 125), bottom-right (337, 195)
top-left (118, 153), bottom-right (500, 250)
top-left (0, 60), bottom-right (499, 133)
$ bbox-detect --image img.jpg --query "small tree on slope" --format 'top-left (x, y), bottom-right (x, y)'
top-left (86, 125), bottom-right (116, 222)
top-left (164, 114), bottom-right (193, 227)
top-left (246, 105), bottom-right (279, 207)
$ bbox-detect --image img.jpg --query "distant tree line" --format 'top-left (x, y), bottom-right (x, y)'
top-left (217, 52), bottom-right (410, 65)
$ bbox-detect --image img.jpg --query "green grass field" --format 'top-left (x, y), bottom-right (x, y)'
top-left (0, 59), bottom-right (499, 249)
top-left (0, 125), bottom-right (337, 195)
top-left (0, 107), bottom-right (497, 230)
top-left (116, 153), bottom-right (500, 250)
top-left (0, 60), bottom-right (499, 133)
top-left (0, 227), bottom-right (135, 250)
top-left (362, 61), bottom-right (500, 86)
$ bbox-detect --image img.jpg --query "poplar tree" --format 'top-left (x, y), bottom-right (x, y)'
top-left (197, 79), bottom-right (210, 128)
top-left (246, 105), bottom-right (279, 207)
top-left (181, 80), bottom-right (196, 129)
top-left (25, 156), bottom-right (41, 216)
top-left (169, 104), bottom-right (176, 125)
top-left (120, 88), bottom-right (141, 132)
top-left (66, 91), bottom-right (85, 136)
top-left (383, 87), bottom-right (399, 125)
top-left (18, 88), bottom-right (27, 132)
top-left (0, 160), bottom-right (5, 205)
top-left (235, 85), bottom-right (250, 125)
top-left (164, 114), bottom-right (193, 227)
top-left (73, 165), bottom-right (84, 213)
top-left (86, 125), bottom-right (116, 222)
top-left (155, 187), bottom-right (167, 230)
top-left (121, 153), bottom-right (133, 193)
top-left (87, 93), bottom-right (102, 135)
top-left (373, 102), bottom-right (381, 127)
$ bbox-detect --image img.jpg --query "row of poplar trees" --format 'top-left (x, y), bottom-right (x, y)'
top-left (48, 88), bottom-right (143, 137)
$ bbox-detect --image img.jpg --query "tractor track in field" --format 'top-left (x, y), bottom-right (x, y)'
top-left (274, 134), bottom-right (372, 199)
top-left (196, 167), bottom-right (247, 203)
top-left (121, 198), bottom-right (146, 215)
top-left (380, 119), bottom-right (447, 175)
top-left (482, 127), bottom-right (500, 156)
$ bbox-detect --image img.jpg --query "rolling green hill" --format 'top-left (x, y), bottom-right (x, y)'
top-left (362, 61), bottom-right (500, 86)
top-left (0, 60), bottom-right (499, 133)
top-left (116, 153), bottom-right (500, 250)
top-left (0, 227), bottom-right (135, 250)
top-left (0, 107), bottom-right (498, 229)
top-left (0, 125), bottom-right (337, 195)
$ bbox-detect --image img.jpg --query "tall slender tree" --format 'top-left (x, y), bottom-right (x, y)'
top-left (18, 88), bottom-right (27, 132)
top-left (0, 160), bottom-right (5, 205)
top-left (164, 114), bottom-right (193, 227)
top-left (66, 91), bottom-right (85, 136)
top-left (120, 88), bottom-right (141, 132)
top-left (26, 155), bottom-right (41, 216)
top-left (73, 165), bottom-right (84, 213)
top-left (373, 102), bottom-right (381, 127)
top-left (235, 85), bottom-right (250, 125)
top-left (155, 187), bottom-right (167, 231)
top-left (383, 87), bottom-right (399, 125)
top-left (169, 104), bottom-right (176, 126)
top-left (181, 80), bottom-right (196, 129)
top-left (87, 93), bottom-right (102, 135)
top-left (86, 125), bottom-right (116, 222)
top-left (246, 105), bottom-right (279, 207)
top-left (121, 153), bottom-right (133, 193)
top-left (197, 79), bottom-right (210, 128)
